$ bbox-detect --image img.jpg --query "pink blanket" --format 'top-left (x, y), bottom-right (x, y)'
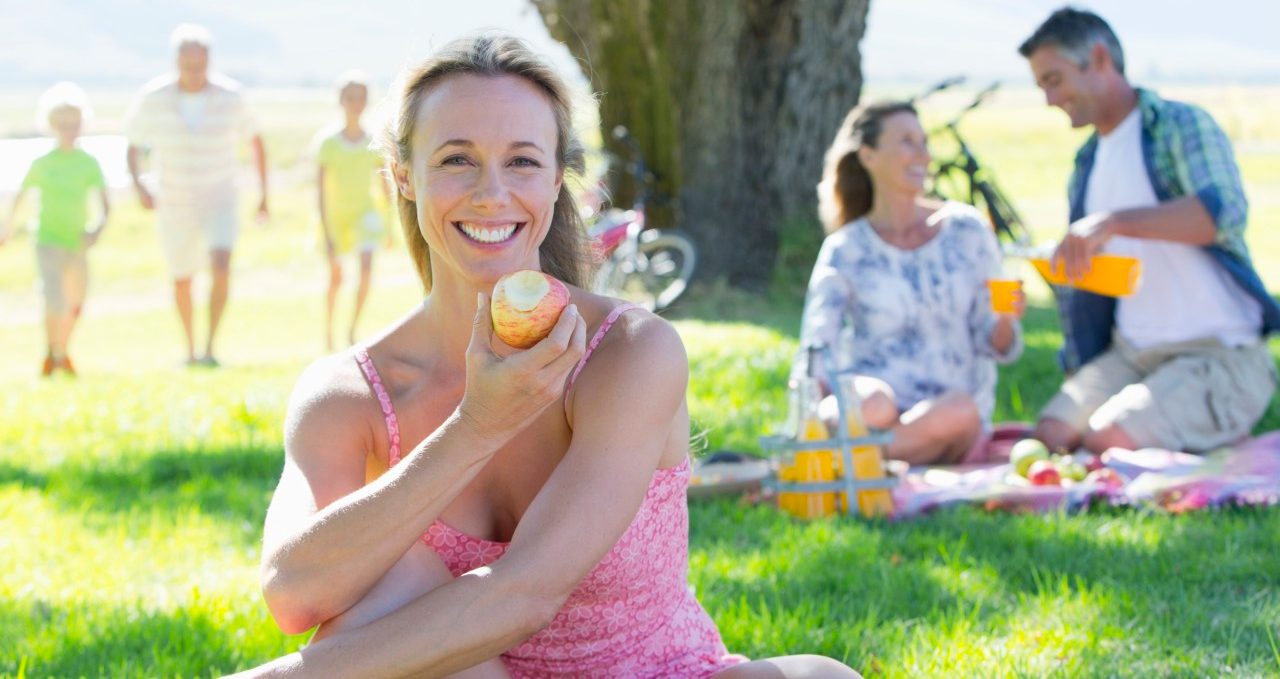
top-left (891, 430), bottom-right (1280, 518)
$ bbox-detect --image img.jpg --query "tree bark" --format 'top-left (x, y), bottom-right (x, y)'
top-left (535, 0), bottom-right (869, 290)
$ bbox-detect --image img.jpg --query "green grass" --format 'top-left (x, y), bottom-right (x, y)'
top-left (2, 85), bottom-right (1280, 677)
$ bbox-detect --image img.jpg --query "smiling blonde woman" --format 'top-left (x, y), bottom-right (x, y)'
top-left (237, 33), bottom-right (858, 679)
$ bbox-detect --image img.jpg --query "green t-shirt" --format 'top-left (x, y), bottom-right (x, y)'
top-left (317, 131), bottom-right (383, 226)
top-left (20, 147), bottom-right (105, 249)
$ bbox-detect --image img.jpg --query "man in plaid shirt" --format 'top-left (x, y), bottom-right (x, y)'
top-left (1020, 8), bottom-right (1280, 455)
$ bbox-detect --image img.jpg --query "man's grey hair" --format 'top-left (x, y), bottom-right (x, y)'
top-left (170, 23), bottom-right (213, 51)
top-left (1018, 7), bottom-right (1125, 76)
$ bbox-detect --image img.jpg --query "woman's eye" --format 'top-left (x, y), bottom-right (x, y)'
top-left (441, 155), bottom-right (469, 166)
top-left (512, 156), bottom-right (541, 168)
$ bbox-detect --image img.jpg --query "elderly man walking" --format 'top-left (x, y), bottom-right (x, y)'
top-left (126, 24), bottom-right (269, 367)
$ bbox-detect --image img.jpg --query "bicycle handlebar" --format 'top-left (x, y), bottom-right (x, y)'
top-left (966, 82), bottom-right (1000, 111)
top-left (942, 81), bottom-right (1001, 129)
top-left (913, 75), bottom-right (966, 103)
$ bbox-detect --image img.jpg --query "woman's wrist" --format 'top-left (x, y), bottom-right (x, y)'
top-left (989, 316), bottom-right (1016, 353)
top-left (450, 405), bottom-right (510, 457)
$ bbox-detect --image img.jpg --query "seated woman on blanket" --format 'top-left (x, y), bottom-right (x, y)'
top-left (794, 101), bottom-right (1026, 465)
top-left (238, 34), bottom-right (859, 678)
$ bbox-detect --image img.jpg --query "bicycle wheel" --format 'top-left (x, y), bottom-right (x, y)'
top-left (606, 230), bottom-right (698, 311)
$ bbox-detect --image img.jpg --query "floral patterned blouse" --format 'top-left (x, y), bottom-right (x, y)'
top-left (793, 202), bottom-right (1023, 423)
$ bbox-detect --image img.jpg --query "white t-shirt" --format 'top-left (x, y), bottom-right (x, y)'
top-left (177, 91), bottom-right (207, 129)
top-left (1084, 106), bottom-right (1261, 349)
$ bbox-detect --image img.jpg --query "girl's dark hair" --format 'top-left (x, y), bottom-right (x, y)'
top-left (816, 101), bottom-right (917, 234)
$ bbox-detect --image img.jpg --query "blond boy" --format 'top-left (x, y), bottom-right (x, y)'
top-left (1, 82), bottom-right (109, 376)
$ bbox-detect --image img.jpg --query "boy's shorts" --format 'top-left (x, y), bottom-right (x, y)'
top-left (36, 244), bottom-right (88, 316)
top-left (1041, 332), bottom-right (1278, 452)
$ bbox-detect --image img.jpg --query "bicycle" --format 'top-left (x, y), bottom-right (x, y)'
top-left (585, 126), bottom-right (698, 312)
top-left (918, 77), bottom-right (1034, 251)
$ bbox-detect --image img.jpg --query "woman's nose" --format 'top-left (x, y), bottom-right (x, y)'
top-left (471, 166), bottom-right (509, 208)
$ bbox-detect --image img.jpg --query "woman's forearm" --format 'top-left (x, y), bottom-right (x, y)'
top-left (242, 565), bottom-right (551, 679)
top-left (262, 411), bottom-right (501, 632)
top-left (989, 316), bottom-right (1016, 355)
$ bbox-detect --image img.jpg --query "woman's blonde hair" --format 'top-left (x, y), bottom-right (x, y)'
top-left (380, 32), bottom-right (591, 292)
top-left (816, 100), bottom-right (917, 234)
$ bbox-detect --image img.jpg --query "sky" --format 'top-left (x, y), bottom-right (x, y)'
top-left (862, 0), bottom-right (1280, 84)
top-left (0, 0), bottom-right (1276, 89)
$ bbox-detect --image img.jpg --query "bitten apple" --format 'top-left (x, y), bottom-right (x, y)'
top-left (491, 270), bottom-right (571, 349)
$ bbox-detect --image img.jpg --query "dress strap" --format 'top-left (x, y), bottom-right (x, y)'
top-left (354, 347), bottom-right (404, 466)
top-left (566, 303), bottom-right (642, 392)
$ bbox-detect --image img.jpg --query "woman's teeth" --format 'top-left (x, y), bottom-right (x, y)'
top-left (458, 223), bottom-right (518, 244)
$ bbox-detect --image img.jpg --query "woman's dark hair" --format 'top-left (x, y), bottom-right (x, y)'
top-left (816, 101), bottom-right (917, 234)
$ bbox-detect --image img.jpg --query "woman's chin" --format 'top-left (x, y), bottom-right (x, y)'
top-left (894, 182), bottom-right (926, 199)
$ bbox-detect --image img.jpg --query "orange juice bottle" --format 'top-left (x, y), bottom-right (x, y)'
top-left (1029, 254), bottom-right (1142, 297)
top-left (835, 375), bottom-right (894, 517)
top-left (777, 377), bottom-right (839, 519)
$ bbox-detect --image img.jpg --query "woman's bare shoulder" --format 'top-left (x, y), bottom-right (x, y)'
top-left (579, 297), bottom-right (688, 385)
top-left (284, 351), bottom-right (379, 452)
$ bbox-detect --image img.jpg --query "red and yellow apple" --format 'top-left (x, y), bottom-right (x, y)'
top-left (1026, 459), bottom-right (1062, 486)
top-left (1084, 468), bottom-right (1126, 490)
top-left (490, 270), bottom-right (571, 349)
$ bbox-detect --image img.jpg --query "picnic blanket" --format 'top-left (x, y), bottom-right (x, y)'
top-left (892, 429), bottom-right (1280, 518)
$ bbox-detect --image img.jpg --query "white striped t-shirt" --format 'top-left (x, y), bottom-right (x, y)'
top-left (125, 73), bottom-right (257, 204)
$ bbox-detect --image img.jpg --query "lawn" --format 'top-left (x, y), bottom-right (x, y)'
top-left (2, 85), bottom-right (1279, 677)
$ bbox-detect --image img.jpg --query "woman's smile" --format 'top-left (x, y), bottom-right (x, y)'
top-left (455, 221), bottom-right (524, 245)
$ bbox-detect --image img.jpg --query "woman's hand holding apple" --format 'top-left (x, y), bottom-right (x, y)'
top-left (456, 288), bottom-right (586, 446)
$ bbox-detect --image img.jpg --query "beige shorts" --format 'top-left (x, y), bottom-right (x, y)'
top-left (1041, 333), bottom-right (1278, 452)
top-left (36, 244), bottom-right (88, 316)
top-left (156, 196), bottom-right (239, 280)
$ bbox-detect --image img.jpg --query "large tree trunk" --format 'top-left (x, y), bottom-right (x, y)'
top-left (535, 0), bottom-right (869, 290)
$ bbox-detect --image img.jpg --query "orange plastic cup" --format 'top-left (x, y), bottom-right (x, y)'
top-left (986, 279), bottom-right (1023, 314)
top-left (1031, 255), bottom-right (1142, 297)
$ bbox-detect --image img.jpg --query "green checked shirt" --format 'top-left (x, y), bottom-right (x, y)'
top-left (1056, 87), bottom-right (1280, 372)
top-left (1069, 88), bottom-right (1250, 259)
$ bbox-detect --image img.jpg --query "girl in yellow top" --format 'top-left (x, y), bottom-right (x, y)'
top-left (315, 71), bottom-right (392, 351)
top-left (1, 83), bottom-right (110, 377)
